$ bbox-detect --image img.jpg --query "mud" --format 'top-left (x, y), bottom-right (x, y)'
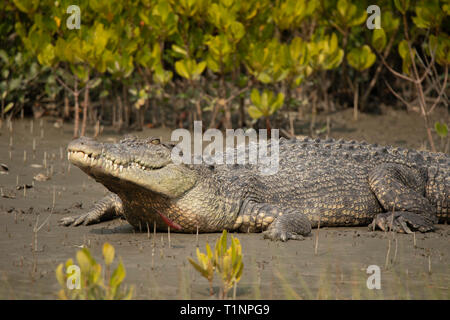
top-left (0, 108), bottom-right (448, 299)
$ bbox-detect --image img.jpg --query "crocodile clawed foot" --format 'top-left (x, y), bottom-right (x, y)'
top-left (261, 210), bottom-right (311, 241)
top-left (262, 229), bottom-right (305, 242)
top-left (59, 193), bottom-right (123, 227)
top-left (368, 214), bottom-right (412, 234)
top-left (369, 211), bottom-right (435, 234)
top-left (59, 212), bottom-right (99, 226)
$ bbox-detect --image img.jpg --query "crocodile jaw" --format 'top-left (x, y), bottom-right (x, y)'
top-left (68, 139), bottom-right (197, 198)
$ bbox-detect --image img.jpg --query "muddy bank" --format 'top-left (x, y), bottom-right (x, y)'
top-left (0, 108), bottom-right (449, 299)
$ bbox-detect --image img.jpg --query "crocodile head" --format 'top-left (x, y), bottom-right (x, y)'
top-left (67, 136), bottom-right (198, 199)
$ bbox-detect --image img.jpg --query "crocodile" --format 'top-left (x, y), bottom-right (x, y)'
top-left (60, 135), bottom-right (449, 241)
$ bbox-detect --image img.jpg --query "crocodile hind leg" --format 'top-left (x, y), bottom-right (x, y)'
top-left (59, 193), bottom-right (124, 226)
top-left (238, 201), bottom-right (311, 241)
top-left (368, 163), bottom-right (437, 233)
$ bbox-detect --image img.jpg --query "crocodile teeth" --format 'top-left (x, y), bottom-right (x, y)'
top-left (119, 165), bottom-right (123, 173)
top-left (84, 154), bottom-right (88, 160)
top-left (113, 163), bottom-right (118, 170)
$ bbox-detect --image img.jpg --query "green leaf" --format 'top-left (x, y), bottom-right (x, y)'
top-left (4, 102), bottom-right (14, 114)
top-left (175, 59), bottom-right (205, 80)
top-left (92, 23), bottom-right (110, 55)
top-left (91, 263), bottom-right (102, 286)
top-left (102, 242), bottom-right (115, 266)
top-left (398, 40), bottom-right (413, 75)
top-left (337, 0), bottom-right (350, 18)
top-left (271, 93), bottom-right (285, 113)
top-left (347, 45), bottom-right (376, 71)
top-left (307, 33), bottom-right (344, 71)
top-left (55, 263), bottom-right (65, 287)
top-left (349, 10), bottom-right (367, 27)
top-left (381, 11), bottom-right (400, 34)
top-left (412, 0), bottom-right (444, 29)
top-left (234, 260), bottom-right (244, 282)
top-left (248, 105), bottom-right (264, 120)
top-left (324, 48), bottom-right (344, 70)
top-left (204, 243), bottom-right (212, 260)
top-left (204, 33), bottom-right (233, 72)
top-left (37, 43), bottom-right (56, 67)
top-left (194, 61), bottom-right (206, 76)
top-left (89, 78), bottom-right (102, 89)
top-left (154, 65), bottom-right (173, 85)
top-left (261, 90), bottom-right (270, 110)
top-left (172, 44), bottom-right (188, 57)
top-left (196, 248), bottom-right (208, 269)
top-left (230, 237), bottom-right (236, 263)
top-left (188, 258), bottom-right (210, 279)
top-left (110, 259), bottom-right (126, 288)
top-left (139, 11), bottom-right (150, 25)
top-left (411, 16), bottom-right (428, 29)
top-left (220, 230), bottom-right (228, 256)
top-left (123, 287), bottom-right (134, 300)
top-left (76, 248), bottom-right (96, 272)
top-left (372, 28), bottom-right (387, 52)
top-left (394, 0), bottom-right (410, 14)
top-left (100, 90), bottom-right (109, 98)
top-left (71, 65), bottom-right (90, 82)
top-left (205, 55), bottom-right (220, 73)
top-left (427, 34), bottom-right (450, 66)
top-left (256, 72), bottom-right (273, 84)
top-left (13, 0), bottom-right (39, 13)
top-left (2, 69), bottom-right (9, 79)
top-left (0, 50), bottom-right (9, 64)
top-left (444, 4), bottom-right (450, 15)
top-left (9, 78), bottom-right (22, 92)
top-left (175, 60), bottom-right (190, 79)
top-left (228, 21), bottom-right (245, 42)
top-left (65, 258), bottom-right (74, 269)
top-left (250, 88), bottom-right (261, 107)
top-left (435, 122), bottom-right (448, 138)
top-left (289, 37), bottom-right (307, 65)
top-left (398, 40), bottom-right (409, 59)
top-left (329, 33), bottom-right (338, 52)
top-left (273, 0), bottom-right (308, 30)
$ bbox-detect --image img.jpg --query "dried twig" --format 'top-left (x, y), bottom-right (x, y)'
top-left (314, 214), bottom-right (321, 255)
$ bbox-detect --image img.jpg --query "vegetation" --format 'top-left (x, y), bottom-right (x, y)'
top-left (0, 0), bottom-right (448, 150)
top-left (55, 242), bottom-right (134, 300)
top-left (189, 230), bottom-right (244, 299)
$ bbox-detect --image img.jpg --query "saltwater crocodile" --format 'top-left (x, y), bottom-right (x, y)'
top-left (60, 136), bottom-right (449, 241)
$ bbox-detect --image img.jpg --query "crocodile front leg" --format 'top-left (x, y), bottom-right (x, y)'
top-left (237, 200), bottom-right (312, 241)
top-left (59, 193), bottom-right (124, 226)
top-left (368, 163), bottom-right (437, 233)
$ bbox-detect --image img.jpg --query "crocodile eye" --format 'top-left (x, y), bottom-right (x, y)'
top-left (150, 138), bottom-right (160, 145)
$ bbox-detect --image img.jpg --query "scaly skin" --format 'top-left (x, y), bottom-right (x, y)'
top-left (60, 136), bottom-right (449, 241)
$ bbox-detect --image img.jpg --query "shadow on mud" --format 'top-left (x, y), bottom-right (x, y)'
top-left (89, 224), bottom-right (134, 234)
